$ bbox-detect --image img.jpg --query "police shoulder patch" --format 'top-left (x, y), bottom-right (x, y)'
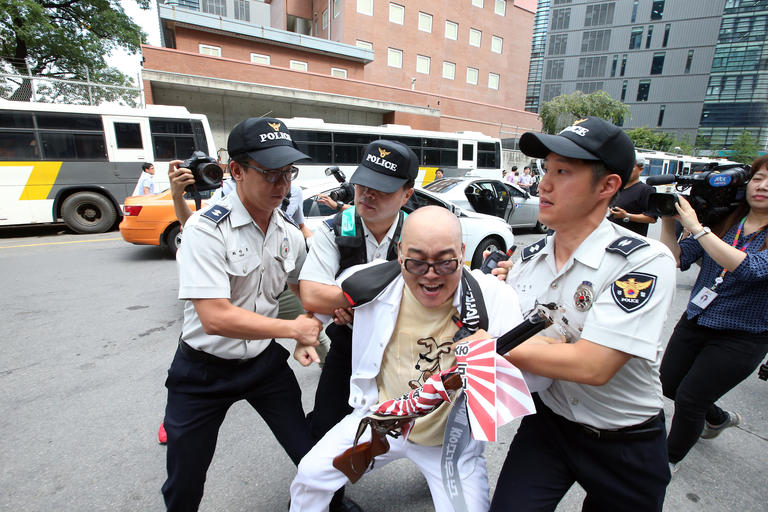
top-left (521, 237), bottom-right (548, 262)
top-left (611, 271), bottom-right (657, 313)
top-left (201, 205), bottom-right (230, 224)
top-left (606, 236), bottom-right (649, 257)
top-left (277, 208), bottom-right (299, 229)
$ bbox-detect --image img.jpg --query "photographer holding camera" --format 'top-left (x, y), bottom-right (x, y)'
top-left (659, 155), bottom-right (768, 472)
top-left (608, 157), bottom-right (658, 236)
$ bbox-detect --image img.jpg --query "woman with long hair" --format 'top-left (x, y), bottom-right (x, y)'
top-left (659, 155), bottom-right (768, 471)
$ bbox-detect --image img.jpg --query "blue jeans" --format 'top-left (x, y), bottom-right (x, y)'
top-left (661, 314), bottom-right (768, 463)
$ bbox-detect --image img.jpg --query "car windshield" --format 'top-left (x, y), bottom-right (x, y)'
top-left (423, 178), bottom-right (463, 193)
top-left (403, 190), bottom-right (451, 214)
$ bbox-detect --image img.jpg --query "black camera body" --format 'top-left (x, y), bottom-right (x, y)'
top-left (325, 166), bottom-right (355, 204)
top-left (182, 151), bottom-right (224, 192)
top-left (646, 164), bottom-right (749, 226)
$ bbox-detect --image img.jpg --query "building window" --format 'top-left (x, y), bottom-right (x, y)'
top-left (357, 0), bottom-right (373, 16)
top-left (387, 48), bottom-right (403, 68)
top-left (637, 80), bottom-right (651, 101)
top-left (685, 49), bottom-right (694, 73)
top-left (469, 28), bottom-right (482, 47)
top-left (443, 61), bottom-right (456, 80)
top-left (331, 67), bottom-right (347, 78)
top-left (620, 54), bottom-right (627, 76)
top-left (416, 55), bottom-right (431, 74)
top-left (322, 9), bottom-right (328, 29)
top-left (657, 105), bottom-right (666, 126)
top-left (576, 81), bottom-right (603, 94)
top-left (584, 3), bottom-right (615, 27)
top-left (577, 56), bottom-right (607, 78)
top-left (472, 0), bottom-right (483, 7)
top-left (234, 0), bottom-right (249, 21)
top-left (334, 0), bottom-right (341, 18)
top-left (290, 60), bottom-right (308, 71)
top-left (491, 35), bottom-right (503, 54)
top-left (418, 12), bottom-right (433, 33)
top-left (467, 67), bottom-right (479, 85)
top-left (651, 0), bottom-right (665, 20)
top-left (445, 21), bottom-right (458, 40)
top-left (356, 40), bottom-right (373, 51)
top-left (646, 25), bottom-right (653, 48)
top-left (610, 55), bottom-right (618, 76)
top-left (250, 53), bottom-right (270, 65)
top-left (495, 0), bottom-right (506, 16)
top-left (551, 8), bottom-right (570, 30)
top-left (582, 29), bottom-right (611, 52)
top-left (621, 80), bottom-right (628, 101)
top-left (199, 44), bottom-right (221, 57)
top-left (542, 83), bottom-right (562, 102)
top-left (650, 52), bottom-right (665, 74)
top-left (663, 24), bottom-right (671, 47)
top-left (631, 0), bottom-right (638, 22)
top-left (489, 72), bottom-right (500, 90)
top-left (549, 34), bottom-right (567, 55)
top-left (202, 0), bottom-right (226, 16)
top-left (389, 3), bottom-right (404, 24)
top-left (629, 27), bottom-right (643, 49)
top-left (545, 59), bottom-right (565, 80)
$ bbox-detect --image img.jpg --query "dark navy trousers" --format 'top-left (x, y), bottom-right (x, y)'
top-left (161, 340), bottom-right (314, 512)
top-left (309, 322), bottom-right (354, 440)
top-left (490, 394), bottom-right (670, 512)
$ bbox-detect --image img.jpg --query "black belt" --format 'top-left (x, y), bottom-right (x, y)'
top-left (178, 339), bottom-right (254, 366)
top-left (569, 411), bottom-right (665, 441)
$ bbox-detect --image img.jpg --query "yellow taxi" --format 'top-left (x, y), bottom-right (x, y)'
top-left (119, 190), bottom-right (208, 256)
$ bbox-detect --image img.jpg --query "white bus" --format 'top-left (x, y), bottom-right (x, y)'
top-left (636, 148), bottom-right (739, 178)
top-left (279, 117), bottom-right (503, 187)
top-left (0, 100), bottom-right (215, 233)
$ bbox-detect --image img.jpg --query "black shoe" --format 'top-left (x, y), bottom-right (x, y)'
top-left (329, 496), bottom-right (363, 512)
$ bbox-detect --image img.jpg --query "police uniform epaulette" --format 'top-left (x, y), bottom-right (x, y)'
top-left (340, 260), bottom-right (401, 307)
top-left (521, 237), bottom-right (548, 261)
top-left (201, 204), bottom-right (230, 224)
top-left (606, 236), bottom-right (649, 257)
top-left (277, 208), bottom-right (299, 229)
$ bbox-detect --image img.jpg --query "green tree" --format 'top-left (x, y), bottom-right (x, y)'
top-left (538, 90), bottom-right (631, 134)
top-left (728, 130), bottom-right (761, 165)
top-left (0, 0), bottom-right (148, 104)
top-left (625, 126), bottom-right (676, 151)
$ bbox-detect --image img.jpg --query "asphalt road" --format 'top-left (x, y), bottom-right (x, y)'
top-left (0, 223), bottom-right (765, 511)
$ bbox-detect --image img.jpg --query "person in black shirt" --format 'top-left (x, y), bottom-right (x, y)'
top-left (608, 157), bottom-right (658, 236)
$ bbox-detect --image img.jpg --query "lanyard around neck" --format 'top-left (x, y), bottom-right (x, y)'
top-left (711, 217), bottom-right (765, 290)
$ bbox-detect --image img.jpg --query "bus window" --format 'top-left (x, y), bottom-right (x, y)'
top-left (462, 143), bottom-right (474, 161)
top-left (423, 148), bottom-right (458, 167)
top-left (191, 120), bottom-right (210, 157)
top-left (0, 132), bottom-right (38, 159)
top-left (39, 132), bottom-right (107, 160)
top-left (646, 158), bottom-right (664, 176)
top-left (36, 113), bottom-right (103, 131)
top-left (114, 122), bottom-right (144, 149)
top-left (333, 144), bottom-right (365, 164)
top-left (0, 112), bottom-right (34, 128)
top-left (477, 142), bottom-right (499, 169)
top-left (150, 119), bottom-right (197, 160)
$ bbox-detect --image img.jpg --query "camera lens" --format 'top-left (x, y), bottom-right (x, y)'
top-left (198, 162), bottom-right (223, 188)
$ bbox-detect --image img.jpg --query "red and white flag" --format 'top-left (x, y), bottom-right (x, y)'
top-left (454, 337), bottom-right (535, 442)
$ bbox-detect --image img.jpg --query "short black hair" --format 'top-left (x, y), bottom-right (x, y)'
top-left (141, 162), bottom-right (153, 171)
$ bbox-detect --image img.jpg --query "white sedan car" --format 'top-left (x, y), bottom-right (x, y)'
top-left (300, 180), bottom-right (515, 269)
top-left (422, 177), bottom-right (547, 233)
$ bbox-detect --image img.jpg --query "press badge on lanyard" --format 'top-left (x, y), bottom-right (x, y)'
top-left (690, 217), bottom-right (764, 310)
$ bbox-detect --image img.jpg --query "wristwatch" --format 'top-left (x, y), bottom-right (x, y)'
top-left (692, 226), bottom-right (712, 240)
top-left (336, 201), bottom-right (344, 210)
top-left (622, 215), bottom-right (631, 223)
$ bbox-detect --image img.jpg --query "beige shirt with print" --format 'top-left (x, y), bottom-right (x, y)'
top-left (376, 284), bottom-right (459, 446)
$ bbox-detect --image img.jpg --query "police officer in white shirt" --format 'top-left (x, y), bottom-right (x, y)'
top-left (491, 117), bottom-right (677, 511)
top-left (161, 117), bottom-right (323, 511)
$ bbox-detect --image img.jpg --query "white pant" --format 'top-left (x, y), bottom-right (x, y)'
top-left (290, 412), bottom-right (489, 512)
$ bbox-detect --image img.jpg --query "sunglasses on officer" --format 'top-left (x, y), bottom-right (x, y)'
top-left (402, 257), bottom-right (460, 276)
top-left (244, 164), bottom-right (299, 183)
